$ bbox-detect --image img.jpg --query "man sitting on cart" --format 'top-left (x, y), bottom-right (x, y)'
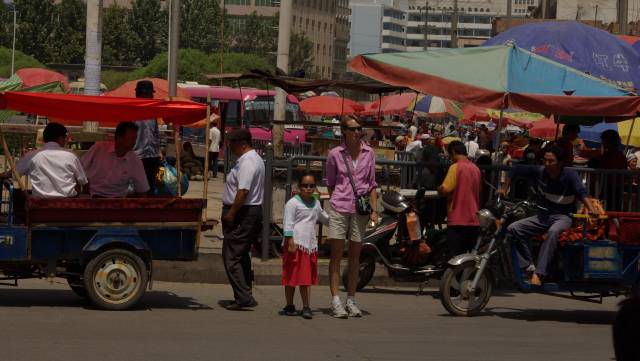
top-left (6, 122), bottom-right (88, 198)
top-left (499, 145), bottom-right (596, 286)
top-left (81, 121), bottom-right (149, 198)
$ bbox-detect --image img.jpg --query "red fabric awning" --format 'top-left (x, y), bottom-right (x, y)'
top-left (300, 96), bottom-right (364, 116)
top-left (0, 92), bottom-right (207, 126)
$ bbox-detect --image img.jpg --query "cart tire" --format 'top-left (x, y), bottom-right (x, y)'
top-left (66, 277), bottom-right (87, 298)
top-left (440, 262), bottom-right (492, 317)
top-left (341, 254), bottom-right (376, 291)
top-left (84, 248), bottom-right (148, 310)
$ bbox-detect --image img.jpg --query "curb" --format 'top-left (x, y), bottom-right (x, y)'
top-left (153, 253), bottom-right (427, 288)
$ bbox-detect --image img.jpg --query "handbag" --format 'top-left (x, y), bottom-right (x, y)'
top-left (341, 152), bottom-right (372, 216)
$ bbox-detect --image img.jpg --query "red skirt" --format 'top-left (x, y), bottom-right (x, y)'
top-left (281, 240), bottom-right (318, 286)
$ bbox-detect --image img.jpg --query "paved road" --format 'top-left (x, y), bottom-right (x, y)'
top-left (0, 280), bottom-right (619, 361)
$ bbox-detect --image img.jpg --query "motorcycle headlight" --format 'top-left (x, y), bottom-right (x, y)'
top-left (477, 209), bottom-right (497, 231)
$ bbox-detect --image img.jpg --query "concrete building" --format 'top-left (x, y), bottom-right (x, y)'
top-left (349, 0), bottom-right (512, 56)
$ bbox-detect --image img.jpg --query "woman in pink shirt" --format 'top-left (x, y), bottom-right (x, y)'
top-left (324, 116), bottom-right (378, 318)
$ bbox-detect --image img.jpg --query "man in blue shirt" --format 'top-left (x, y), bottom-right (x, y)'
top-left (133, 80), bottom-right (161, 194)
top-left (499, 145), bottom-right (596, 285)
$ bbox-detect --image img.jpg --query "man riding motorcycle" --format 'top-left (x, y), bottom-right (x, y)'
top-left (498, 144), bottom-right (596, 286)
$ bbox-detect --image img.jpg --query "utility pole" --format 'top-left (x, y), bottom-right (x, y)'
top-left (219, 0), bottom-right (225, 85)
top-left (10, 9), bottom-right (17, 76)
top-left (273, 0), bottom-right (292, 157)
top-left (168, 0), bottom-right (180, 97)
top-left (84, 0), bottom-right (103, 96)
top-left (618, 0), bottom-right (628, 34)
top-left (506, 0), bottom-right (512, 30)
top-left (541, 0), bottom-right (548, 18)
top-left (450, 0), bottom-right (458, 48)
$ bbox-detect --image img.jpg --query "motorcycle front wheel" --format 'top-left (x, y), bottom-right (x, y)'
top-left (440, 262), bottom-right (492, 317)
top-left (341, 254), bottom-right (376, 291)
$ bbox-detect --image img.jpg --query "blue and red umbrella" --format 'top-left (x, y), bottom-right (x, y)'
top-left (484, 21), bottom-right (640, 91)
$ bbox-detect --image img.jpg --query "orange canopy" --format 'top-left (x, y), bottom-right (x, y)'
top-left (105, 78), bottom-right (191, 99)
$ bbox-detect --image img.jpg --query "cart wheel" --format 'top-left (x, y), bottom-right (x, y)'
top-left (84, 248), bottom-right (148, 310)
top-left (341, 253), bottom-right (376, 291)
top-left (440, 262), bottom-right (492, 317)
top-left (66, 276), bottom-right (87, 298)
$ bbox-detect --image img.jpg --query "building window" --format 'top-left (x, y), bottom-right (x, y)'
top-left (323, 45), bottom-right (326, 55)
top-left (312, 20), bottom-right (315, 30)
top-left (316, 66), bottom-right (320, 74)
top-left (225, 0), bottom-right (250, 4)
top-left (255, 0), bottom-right (275, 5)
top-left (317, 44), bottom-right (320, 54)
top-left (329, 45), bottom-right (332, 56)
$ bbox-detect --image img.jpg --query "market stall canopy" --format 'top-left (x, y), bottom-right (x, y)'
top-left (462, 105), bottom-right (547, 127)
top-left (0, 92), bottom-right (207, 126)
top-left (300, 96), bottom-right (364, 116)
top-left (410, 94), bottom-right (463, 118)
top-left (0, 81), bottom-right (67, 123)
top-left (484, 21), bottom-right (640, 91)
top-left (528, 116), bottom-right (562, 139)
top-left (350, 44), bottom-right (639, 116)
top-left (362, 93), bottom-right (418, 116)
top-left (204, 70), bottom-right (406, 94)
top-left (579, 120), bottom-right (640, 147)
top-left (15, 68), bottom-right (69, 92)
top-left (105, 78), bottom-right (191, 99)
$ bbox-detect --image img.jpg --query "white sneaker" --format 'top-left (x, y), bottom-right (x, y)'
top-left (345, 299), bottom-right (362, 317)
top-left (331, 301), bottom-right (348, 319)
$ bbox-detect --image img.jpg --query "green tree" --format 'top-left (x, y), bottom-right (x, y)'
top-left (48, 0), bottom-right (86, 64)
top-left (103, 4), bottom-right (139, 66)
top-left (230, 12), bottom-right (276, 60)
top-left (130, 0), bottom-right (168, 65)
top-left (0, 2), bottom-right (11, 48)
top-left (180, 0), bottom-right (223, 53)
top-left (0, 47), bottom-right (45, 78)
top-left (289, 32), bottom-right (315, 77)
top-left (13, 0), bottom-right (56, 62)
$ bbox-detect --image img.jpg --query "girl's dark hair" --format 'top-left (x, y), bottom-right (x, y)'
top-left (298, 173), bottom-right (316, 185)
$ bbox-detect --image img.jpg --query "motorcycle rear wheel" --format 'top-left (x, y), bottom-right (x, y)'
top-left (440, 262), bottom-right (492, 317)
top-left (341, 254), bottom-right (376, 291)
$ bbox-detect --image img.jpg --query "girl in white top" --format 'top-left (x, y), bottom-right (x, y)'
top-left (281, 174), bottom-right (329, 319)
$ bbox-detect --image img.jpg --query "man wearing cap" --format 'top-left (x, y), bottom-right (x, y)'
top-left (133, 80), bottom-right (161, 194)
top-left (220, 128), bottom-right (264, 310)
top-left (12, 123), bottom-right (88, 198)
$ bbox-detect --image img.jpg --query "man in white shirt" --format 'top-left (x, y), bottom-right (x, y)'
top-left (14, 123), bottom-right (87, 198)
top-left (221, 128), bottom-right (264, 311)
top-left (464, 133), bottom-right (480, 160)
top-left (81, 121), bottom-right (150, 198)
top-left (208, 115), bottom-right (221, 178)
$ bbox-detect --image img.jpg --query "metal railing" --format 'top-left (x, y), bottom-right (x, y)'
top-left (250, 144), bottom-right (640, 260)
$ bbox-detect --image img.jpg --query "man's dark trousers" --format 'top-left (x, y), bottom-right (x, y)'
top-left (222, 205), bottom-right (263, 305)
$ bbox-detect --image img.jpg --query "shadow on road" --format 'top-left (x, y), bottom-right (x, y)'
top-left (0, 289), bottom-right (212, 311)
top-left (483, 307), bottom-right (616, 325)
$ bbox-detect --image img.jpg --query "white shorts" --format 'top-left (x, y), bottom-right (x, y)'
top-left (327, 204), bottom-right (370, 243)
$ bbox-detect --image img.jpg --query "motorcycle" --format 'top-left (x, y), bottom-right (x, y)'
top-left (341, 188), bottom-right (450, 291)
top-left (438, 193), bottom-right (639, 317)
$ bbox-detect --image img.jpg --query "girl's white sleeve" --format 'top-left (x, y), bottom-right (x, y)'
top-left (316, 202), bottom-right (330, 225)
top-left (283, 200), bottom-right (296, 237)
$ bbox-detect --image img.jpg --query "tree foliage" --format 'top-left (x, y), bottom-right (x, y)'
top-left (13, 0), bottom-right (56, 62)
top-left (48, 0), bottom-right (86, 64)
top-left (180, 0), bottom-right (223, 53)
top-left (103, 4), bottom-right (139, 66)
top-left (0, 2), bottom-right (12, 48)
top-left (0, 47), bottom-right (45, 78)
top-left (230, 12), bottom-right (276, 60)
top-left (289, 32), bottom-right (315, 77)
top-left (130, 0), bottom-right (168, 65)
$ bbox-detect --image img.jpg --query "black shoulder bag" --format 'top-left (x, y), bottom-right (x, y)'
top-left (341, 152), bottom-right (372, 216)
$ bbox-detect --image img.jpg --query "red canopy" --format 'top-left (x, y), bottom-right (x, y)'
top-left (362, 93), bottom-right (418, 116)
top-left (529, 116), bottom-right (562, 139)
top-left (16, 68), bottom-right (69, 92)
top-left (300, 96), bottom-right (364, 116)
top-left (105, 78), bottom-right (191, 99)
top-left (0, 92), bottom-right (207, 126)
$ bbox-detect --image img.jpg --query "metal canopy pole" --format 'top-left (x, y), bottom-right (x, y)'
top-left (203, 92), bottom-right (212, 217)
top-left (624, 117), bottom-right (637, 152)
top-left (174, 126), bottom-right (182, 196)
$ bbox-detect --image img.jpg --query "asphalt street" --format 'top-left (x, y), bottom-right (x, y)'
top-left (0, 279), bottom-right (620, 361)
